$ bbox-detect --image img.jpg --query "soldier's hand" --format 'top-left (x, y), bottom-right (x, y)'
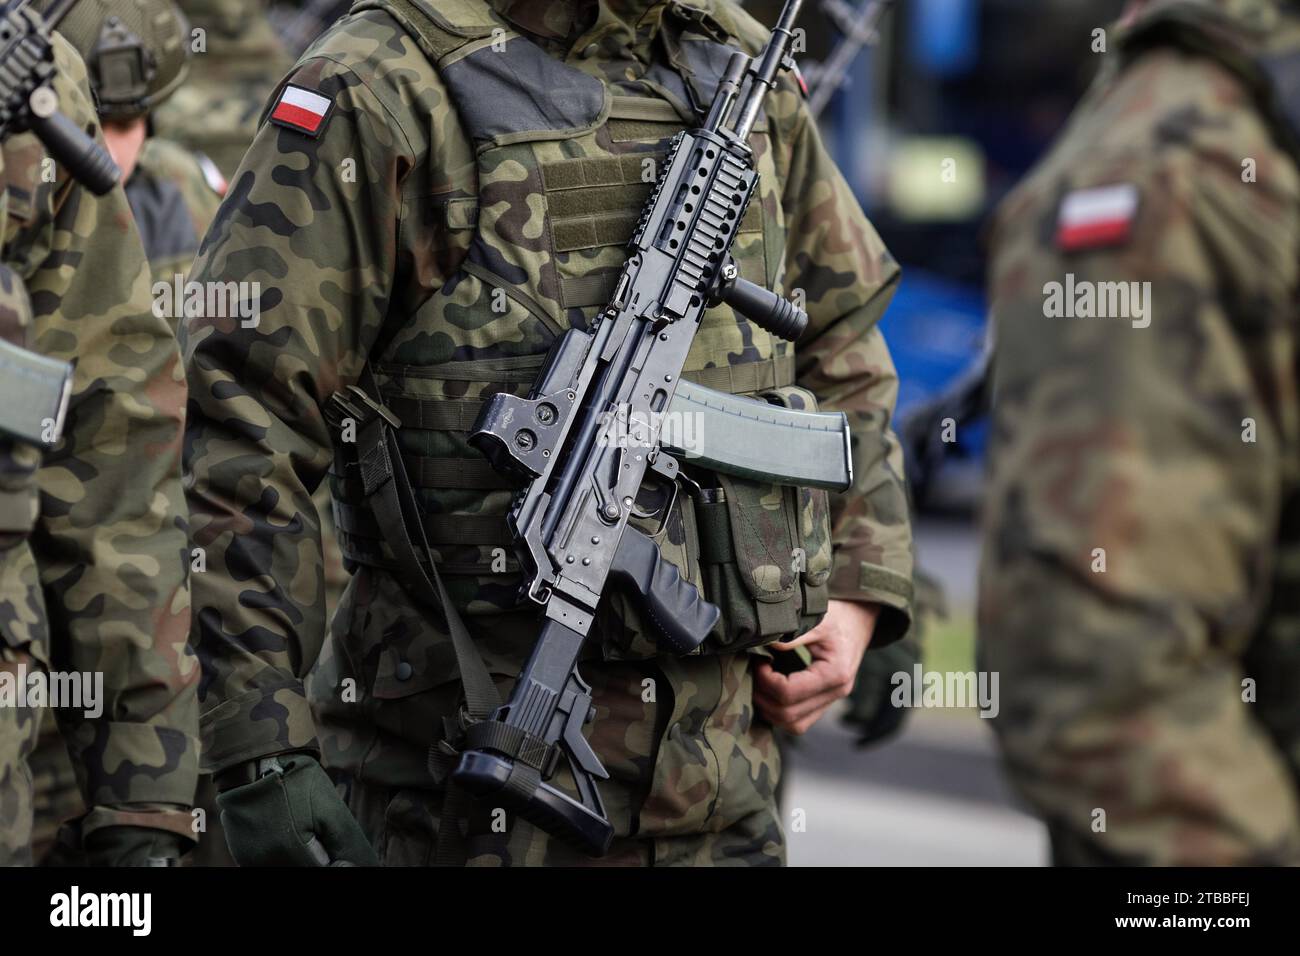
top-left (216, 753), bottom-right (380, 866)
top-left (753, 600), bottom-right (879, 735)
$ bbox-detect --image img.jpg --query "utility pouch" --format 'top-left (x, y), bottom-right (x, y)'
top-left (693, 385), bottom-right (834, 650)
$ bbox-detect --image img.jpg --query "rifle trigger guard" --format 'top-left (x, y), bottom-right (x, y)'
top-left (632, 452), bottom-right (681, 535)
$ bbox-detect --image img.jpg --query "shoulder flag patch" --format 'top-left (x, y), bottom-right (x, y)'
top-left (270, 85), bottom-right (334, 137)
top-left (1056, 183), bottom-right (1139, 252)
top-left (196, 152), bottom-right (227, 197)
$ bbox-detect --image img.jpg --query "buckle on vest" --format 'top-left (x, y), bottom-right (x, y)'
top-left (326, 385), bottom-right (402, 431)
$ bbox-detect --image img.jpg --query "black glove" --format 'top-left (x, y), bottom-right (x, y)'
top-left (216, 753), bottom-right (380, 866)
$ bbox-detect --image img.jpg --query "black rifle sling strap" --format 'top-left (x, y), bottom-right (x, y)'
top-left (341, 364), bottom-right (503, 863)
top-left (353, 364), bottom-right (501, 719)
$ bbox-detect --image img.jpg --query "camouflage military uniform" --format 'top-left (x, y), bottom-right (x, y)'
top-left (0, 36), bottom-right (198, 866)
top-left (980, 0), bottom-right (1300, 865)
top-left (27, 137), bottom-right (224, 863)
top-left (153, 0), bottom-right (295, 179)
top-left (183, 0), bottom-right (913, 866)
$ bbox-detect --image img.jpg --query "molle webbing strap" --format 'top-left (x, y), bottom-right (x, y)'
top-left (347, 365), bottom-right (501, 722)
top-left (682, 353), bottom-right (795, 394)
top-left (384, 396), bottom-right (488, 431)
top-left (407, 456), bottom-right (513, 489)
top-left (333, 501), bottom-right (512, 546)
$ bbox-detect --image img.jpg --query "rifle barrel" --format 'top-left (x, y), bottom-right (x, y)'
top-left (730, 0), bottom-right (805, 141)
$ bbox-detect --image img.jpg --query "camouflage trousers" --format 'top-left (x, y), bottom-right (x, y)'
top-left (314, 567), bottom-right (787, 866)
top-left (28, 711), bottom-right (83, 863)
top-left (344, 772), bottom-right (785, 867)
top-left (0, 646), bottom-right (41, 866)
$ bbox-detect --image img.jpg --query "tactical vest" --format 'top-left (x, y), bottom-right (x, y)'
top-left (330, 0), bottom-right (834, 662)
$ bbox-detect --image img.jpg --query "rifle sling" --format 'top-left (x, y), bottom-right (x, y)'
top-left (353, 365), bottom-right (502, 724)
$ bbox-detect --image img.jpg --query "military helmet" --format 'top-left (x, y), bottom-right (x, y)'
top-left (51, 0), bottom-right (192, 119)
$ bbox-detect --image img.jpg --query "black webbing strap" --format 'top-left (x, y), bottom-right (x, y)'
top-left (352, 366), bottom-right (500, 720)
top-left (464, 720), bottom-right (560, 777)
top-left (341, 367), bottom-right (504, 865)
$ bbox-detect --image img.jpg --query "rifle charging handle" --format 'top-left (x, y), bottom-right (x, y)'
top-left (713, 260), bottom-right (808, 342)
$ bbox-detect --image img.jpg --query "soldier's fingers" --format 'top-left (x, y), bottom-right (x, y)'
top-left (754, 661), bottom-right (836, 704)
top-left (768, 631), bottom-right (817, 652)
top-left (756, 684), bottom-right (844, 727)
top-left (788, 708), bottom-right (834, 736)
top-left (770, 617), bottom-right (836, 651)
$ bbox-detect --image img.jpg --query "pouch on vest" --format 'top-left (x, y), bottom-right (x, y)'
top-left (691, 385), bottom-right (834, 651)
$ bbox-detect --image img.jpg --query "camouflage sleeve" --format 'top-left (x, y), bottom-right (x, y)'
top-left (775, 88), bottom-right (914, 645)
top-left (180, 51), bottom-right (422, 774)
top-left (29, 37), bottom-right (197, 834)
top-left (979, 50), bottom-right (1300, 862)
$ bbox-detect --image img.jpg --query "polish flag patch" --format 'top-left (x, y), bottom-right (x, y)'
top-left (270, 85), bottom-right (334, 137)
top-left (1056, 183), bottom-right (1140, 252)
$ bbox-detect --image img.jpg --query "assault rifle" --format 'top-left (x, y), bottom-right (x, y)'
top-left (451, 0), bottom-right (840, 855)
top-left (0, 0), bottom-right (121, 194)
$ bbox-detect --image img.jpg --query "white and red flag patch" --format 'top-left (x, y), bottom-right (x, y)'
top-left (1056, 183), bottom-right (1140, 252)
top-left (269, 85), bottom-right (334, 137)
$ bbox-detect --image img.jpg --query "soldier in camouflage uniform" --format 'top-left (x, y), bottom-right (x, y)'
top-left (24, 0), bottom-right (227, 866)
top-left (980, 0), bottom-right (1300, 865)
top-left (0, 30), bottom-right (198, 867)
top-left (183, 0), bottom-right (914, 866)
top-left (57, 0), bottom-right (225, 288)
top-left (153, 0), bottom-right (294, 179)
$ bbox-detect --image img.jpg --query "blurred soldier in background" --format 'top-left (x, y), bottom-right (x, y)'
top-left (55, 0), bottom-right (223, 297)
top-left (153, 0), bottom-right (293, 178)
top-left (0, 23), bottom-right (197, 867)
top-left (981, 0), bottom-right (1300, 865)
top-left (27, 0), bottom-right (228, 866)
top-left (269, 0), bottom-right (353, 58)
